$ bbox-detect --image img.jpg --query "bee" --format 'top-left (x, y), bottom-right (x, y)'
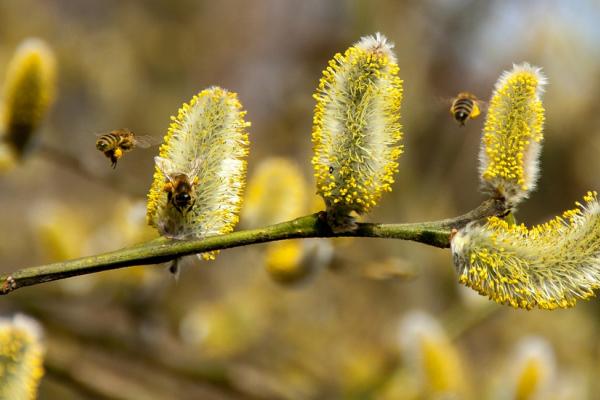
top-left (155, 157), bottom-right (200, 215)
top-left (449, 92), bottom-right (484, 126)
top-left (95, 129), bottom-right (155, 168)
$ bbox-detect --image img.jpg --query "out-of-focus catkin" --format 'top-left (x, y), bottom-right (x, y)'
top-left (242, 157), bottom-right (306, 228)
top-left (452, 191), bottom-right (600, 309)
top-left (500, 337), bottom-right (556, 400)
top-left (0, 315), bottom-right (45, 400)
top-left (243, 158), bottom-right (332, 284)
top-left (311, 33), bottom-right (403, 229)
top-left (479, 63), bottom-right (546, 206)
top-left (397, 312), bottom-right (469, 399)
top-left (146, 87), bottom-right (250, 260)
top-left (179, 297), bottom-right (266, 359)
top-left (29, 202), bottom-right (88, 262)
top-left (0, 38), bottom-right (56, 164)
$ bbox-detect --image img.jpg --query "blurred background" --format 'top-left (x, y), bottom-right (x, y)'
top-left (1, 0), bottom-right (600, 398)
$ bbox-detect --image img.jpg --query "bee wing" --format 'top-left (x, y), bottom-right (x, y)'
top-left (475, 98), bottom-right (488, 112)
top-left (185, 158), bottom-right (202, 181)
top-left (154, 156), bottom-right (179, 181)
top-left (436, 96), bottom-right (455, 105)
top-left (435, 96), bottom-right (458, 115)
top-left (133, 135), bottom-right (160, 149)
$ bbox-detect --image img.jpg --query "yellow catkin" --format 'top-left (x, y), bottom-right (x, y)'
top-left (84, 199), bottom-right (159, 288)
top-left (1, 38), bottom-right (56, 158)
top-left (479, 63), bottom-right (546, 206)
top-left (242, 157), bottom-right (307, 227)
top-left (452, 191), bottom-right (600, 309)
top-left (146, 87), bottom-right (250, 260)
top-left (505, 337), bottom-right (555, 400)
top-left (311, 33), bottom-right (403, 226)
top-left (398, 312), bottom-right (468, 398)
top-left (29, 202), bottom-right (88, 262)
top-left (264, 241), bottom-right (307, 283)
top-left (179, 301), bottom-right (264, 359)
top-left (242, 158), bottom-right (325, 284)
top-left (0, 315), bottom-right (45, 400)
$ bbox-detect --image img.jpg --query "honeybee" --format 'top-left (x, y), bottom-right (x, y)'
top-left (95, 129), bottom-right (155, 168)
top-left (449, 92), bottom-right (484, 126)
top-left (155, 157), bottom-right (200, 215)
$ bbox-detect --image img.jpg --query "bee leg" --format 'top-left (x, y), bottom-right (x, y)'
top-left (168, 258), bottom-right (180, 280)
top-left (112, 148), bottom-right (123, 168)
top-left (103, 150), bottom-right (116, 168)
top-left (185, 200), bottom-right (196, 214)
top-left (174, 202), bottom-right (194, 216)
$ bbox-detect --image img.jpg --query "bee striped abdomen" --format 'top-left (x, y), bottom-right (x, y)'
top-left (450, 92), bottom-right (481, 126)
top-left (451, 99), bottom-right (474, 125)
top-left (95, 133), bottom-right (121, 151)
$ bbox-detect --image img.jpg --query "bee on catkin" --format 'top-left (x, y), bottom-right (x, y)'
top-left (95, 128), bottom-right (155, 168)
top-left (146, 86), bottom-right (250, 263)
top-left (155, 156), bottom-right (199, 215)
top-left (449, 92), bottom-right (483, 126)
top-left (311, 33), bottom-right (403, 231)
top-left (479, 63), bottom-right (546, 206)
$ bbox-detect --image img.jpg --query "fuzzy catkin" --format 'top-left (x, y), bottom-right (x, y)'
top-left (452, 192), bottom-right (600, 309)
top-left (398, 312), bottom-right (468, 398)
top-left (479, 63), bottom-right (546, 206)
top-left (506, 338), bottom-right (555, 400)
top-left (242, 157), bottom-right (307, 227)
top-left (0, 315), bottom-right (45, 400)
top-left (0, 38), bottom-right (56, 164)
top-left (311, 33), bottom-right (403, 224)
top-left (146, 87), bottom-right (250, 259)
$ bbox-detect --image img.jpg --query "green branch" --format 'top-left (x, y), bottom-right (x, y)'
top-left (0, 198), bottom-right (507, 295)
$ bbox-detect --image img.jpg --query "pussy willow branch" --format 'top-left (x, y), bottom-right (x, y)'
top-left (0, 198), bottom-right (507, 295)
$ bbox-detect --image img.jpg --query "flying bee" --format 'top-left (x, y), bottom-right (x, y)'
top-left (155, 156), bottom-right (200, 215)
top-left (95, 128), bottom-right (156, 168)
top-left (449, 92), bottom-right (484, 126)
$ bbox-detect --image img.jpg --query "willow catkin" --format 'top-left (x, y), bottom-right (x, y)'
top-left (479, 63), bottom-right (546, 206)
top-left (504, 337), bottom-right (555, 400)
top-left (0, 314), bottom-right (45, 400)
top-left (397, 312), bottom-right (468, 398)
top-left (0, 38), bottom-right (56, 169)
top-left (146, 86), bottom-right (250, 260)
top-left (242, 157), bottom-right (307, 228)
top-left (452, 192), bottom-right (600, 309)
top-left (311, 33), bottom-right (403, 228)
